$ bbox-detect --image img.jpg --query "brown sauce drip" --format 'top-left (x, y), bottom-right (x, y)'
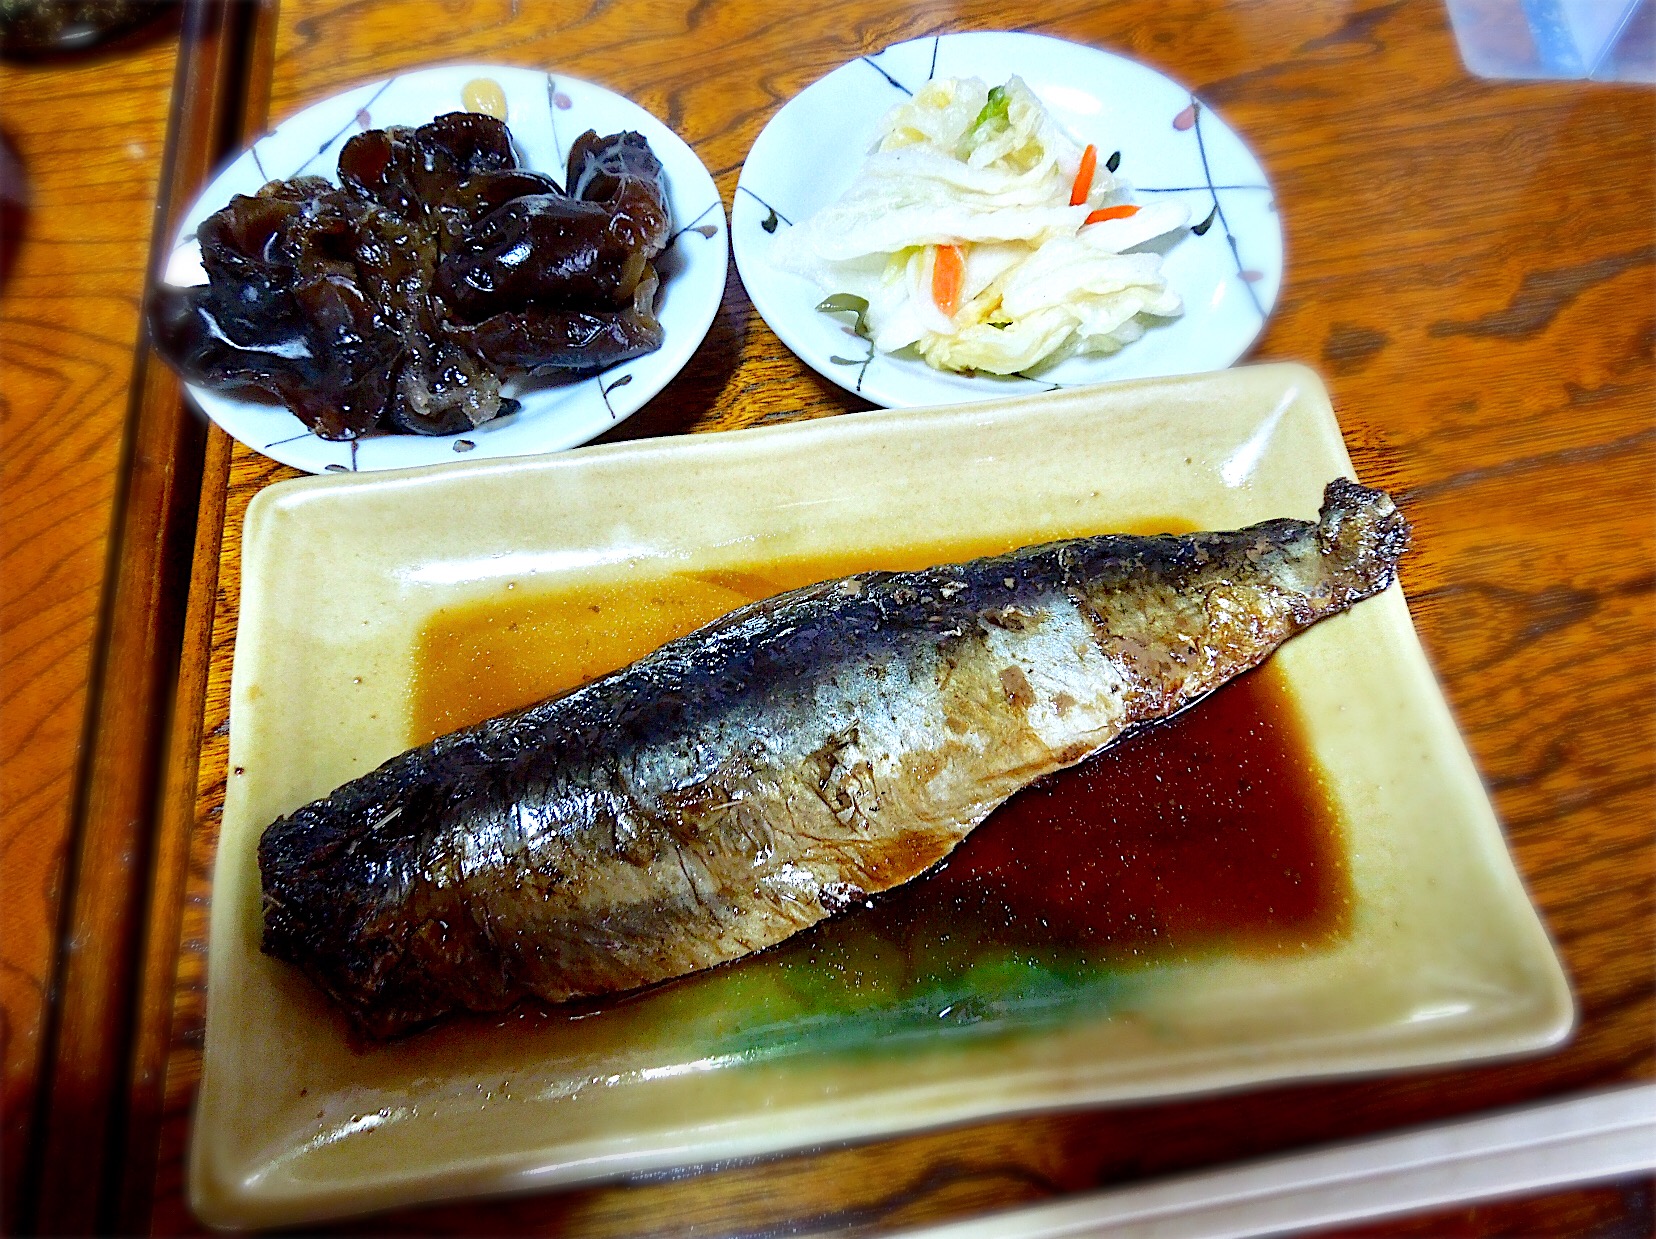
top-left (411, 529), bottom-right (1349, 978)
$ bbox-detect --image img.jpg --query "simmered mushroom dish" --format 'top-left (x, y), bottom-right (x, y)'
top-left (148, 113), bottom-right (671, 440)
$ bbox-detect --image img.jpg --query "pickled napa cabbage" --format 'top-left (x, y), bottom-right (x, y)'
top-left (773, 76), bottom-right (1186, 375)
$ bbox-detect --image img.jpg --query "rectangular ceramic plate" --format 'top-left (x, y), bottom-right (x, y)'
top-left (193, 364), bottom-right (1571, 1228)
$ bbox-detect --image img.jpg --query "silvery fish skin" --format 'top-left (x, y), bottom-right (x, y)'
top-left (260, 478), bottom-right (1408, 1036)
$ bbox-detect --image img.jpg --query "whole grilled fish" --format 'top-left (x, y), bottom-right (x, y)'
top-left (261, 478), bottom-right (1408, 1036)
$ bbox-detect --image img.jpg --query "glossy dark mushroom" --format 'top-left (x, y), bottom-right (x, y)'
top-left (147, 113), bottom-right (671, 441)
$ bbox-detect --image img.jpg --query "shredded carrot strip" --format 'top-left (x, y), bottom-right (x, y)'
top-left (932, 244), bottom-right (965, 316)
top-left (1069, 144), bottom-right (1097, 206)
top-left (1084, 204), bottom-right (1141, 225)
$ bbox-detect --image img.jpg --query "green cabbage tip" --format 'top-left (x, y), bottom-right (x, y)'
top-left (970, 85), bottom-right (1011, 139)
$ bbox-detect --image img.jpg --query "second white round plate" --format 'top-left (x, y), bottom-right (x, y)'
top-left (163, 64), bottom-right (728, 473)
top-left (733, 32), bottom-right (1282, 408)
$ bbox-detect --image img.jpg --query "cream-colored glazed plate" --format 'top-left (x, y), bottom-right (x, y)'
top-left (194, 364), bottom-right (1570, 1228)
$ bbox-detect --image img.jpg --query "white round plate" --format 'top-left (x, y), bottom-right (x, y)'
top-left (732, 32), bottom-right (1282, 408)
top-left (163, 64), bottom-right (728, 473)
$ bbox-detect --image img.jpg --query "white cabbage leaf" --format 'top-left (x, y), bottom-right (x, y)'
top-left (772, 75), bottom-right (1188, 376)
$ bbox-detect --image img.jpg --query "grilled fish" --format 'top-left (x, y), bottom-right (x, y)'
top-left (260, 478), bottom-right (1408, 1036)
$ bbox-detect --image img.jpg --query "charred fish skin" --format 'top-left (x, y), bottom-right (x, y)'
top-left (259, 479), bottom-right (1408, 1036)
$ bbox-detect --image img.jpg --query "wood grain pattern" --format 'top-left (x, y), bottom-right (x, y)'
top-left (127, 0), bottom-right (1655, 1235)
top-left (3, 3), bottom-right (269, 1234)
top-left (0, 18), bottom-right (182, 1235)
top-left (113, 5), bottom-right (282, 1225)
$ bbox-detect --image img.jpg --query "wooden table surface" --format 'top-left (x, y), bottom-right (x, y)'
top-left (4, 0), bottom-right (1652, 1235)
top-left (0, 10), bottom-right (186, 1235)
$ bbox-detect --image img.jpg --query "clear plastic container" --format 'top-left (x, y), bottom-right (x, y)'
top-left (1446, 0), bottom-right (1655, 81)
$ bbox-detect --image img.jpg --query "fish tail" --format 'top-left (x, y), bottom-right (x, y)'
top-left (1316, 478), bottom-right (1411, 604)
